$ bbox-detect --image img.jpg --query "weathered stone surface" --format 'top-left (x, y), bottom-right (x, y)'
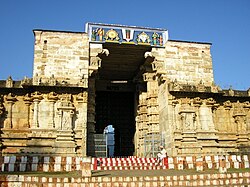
top-left (0, 24), bottom-right (249, 157)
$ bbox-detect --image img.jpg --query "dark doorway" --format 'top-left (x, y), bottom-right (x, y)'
top-left (95, 91), bottom-right (135, 156)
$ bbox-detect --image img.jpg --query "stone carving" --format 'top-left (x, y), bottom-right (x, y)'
top-left (47, 92), bottom-right (58, 101)
top-left (229, 86), bottom-right (234, 96)
top-left (243, 101), bottom-right (250, 108)
top-left (31, 92), bottom-right (43, 128)
top-left (180, 112), bottom-right (196, 131)
top-left (210, 82), bottom-right (219, 93)
top-left (21, 76), bottom-right (32, 85)
top-left (152, 61), bottom-right (164, 71)
top-left (193, 97), bottom-right (202, 106)
top-left (48, 74), bottom-right (57, 86)
top-left (232, 101), bottom-right (247, 134)
top-left (143, 73), bottom-right (155, 82)
top-left (100, 49), bottom-right (109, 56)
top-left (223, 100), bottom-right (232, 110)
top-left (197, 80), bottom-right (206, 92)
top-left (33, 73), bottom-right (41, 85)
top-left (57, 94), bottom-right (75, 130)
top-left (234, 115), bottom-right (247, 134)
top-left (6, 76), bottom-right (13, 88)
top-left (144, 51), bottom-right (155, 59)
top-left (78, 77), bottom-right (88, 87)
top-left (206, 98), bottom-right (216, 106)
top-left (76, 92), bottom-right (88, 103)
top-left (170, 79), bottom-right (182, 91)
top-left (0, 101), bottom-right (5, 117)
top-left (89, 47), bottom-right (109, 77)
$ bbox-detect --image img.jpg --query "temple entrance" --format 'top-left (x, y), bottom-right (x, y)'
top-left (95, 91), bottom-right (135, 156)
top-left (92, 41), bottom-right (152, 157)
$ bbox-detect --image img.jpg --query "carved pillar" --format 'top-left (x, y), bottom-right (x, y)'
top-left (177, 98), bottom-right (203, 155)
top-left (179, 109), bottom-right (196, 132)
top-left (4, 93), bottom-right (17, 128)
top-left (193, 97), bottom-right (202, 131)
top-left (76, 92), bottom-right (88, 156)
top-left (136, 91), bottom-right (148, 157)
top-left (198, 98), bottom-right (216, 131)
top-left (0, 99), bottom-right (5, 119)
top-left (47, 92), bottom-right (58, 129)
top-left (89, 43), bottom-right (109, 77)
top-left (233, 102), bottom-right (248, 143)
top-left (31, 92), bottom-right (43, 128)
top-left (87, 44), bottom-right (109, 156)
top-left (87, 78), bottom-right (96, 156)
top-left (223, 101), bottom-right (233, 132)
top-left (149, 48), bottom-right (167, 83)
top-left (171, 97), bottom-right (179, 131)
top-left (54, 94), bottom-right (76, 155)
top-left (23, 94), bottom-right (33, 128)
top-left (206, 98), bottom-right (217, 131)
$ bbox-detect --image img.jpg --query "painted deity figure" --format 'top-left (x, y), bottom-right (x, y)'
top-left (97, 28), bottom-right (104, 41)
top-left (152, 32), bottom-right (159, 45)
top-left (91, 29), bottom-right (97, 41)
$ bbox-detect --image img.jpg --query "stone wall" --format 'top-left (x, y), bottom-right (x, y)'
top-left (166, 83), bottom-right (250, 156)
top-left (1, 172), bottom-right (249, 187)
top-left (164, 41), bottom-right (214, 86)
top-left (0, 90), bottom-right (88, 156)
top-left (33, 30), bottom-right (89, 86)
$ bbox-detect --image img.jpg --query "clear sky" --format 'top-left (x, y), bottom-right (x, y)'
top-left (0, 0), bottom-right (249, 90)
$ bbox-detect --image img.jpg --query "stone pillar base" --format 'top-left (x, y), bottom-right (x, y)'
top-left (81, 157), bottom-right (92, 177)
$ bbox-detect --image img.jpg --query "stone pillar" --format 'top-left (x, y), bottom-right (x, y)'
top-left (196, 156), bottom-right (203, 171)
top-left (87, 78), bottom-right (96, 156)
top-left (87, 43), bottom-right (109, 156)
top-left (218, 155), bottom-right (227, 173)
top-left (54, 94), bottom-right (76, 155)
top-left (233, 102), bottom-right (248, 143)
top-left (135, 91), bottom-right (148, 157)
top-left (178, 98), bottom-right (202, 155)
top-left (76, 92), bottom-right (88, 157)
top-left (31, 92), bottom-right (43, 128)
top-left (47, 92), bottom-right (58, 129)
top-left (4, 93), bottom-right (16, 129)
top-left (223, 101), bottom-right (233, 132)
top-left (23, 94), bottom-right (33, 128)
top-left (81, 157), bottom-right (92, 177)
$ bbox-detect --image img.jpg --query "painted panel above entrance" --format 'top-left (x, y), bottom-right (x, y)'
top-left (86, 23), bottom-right (168, 47)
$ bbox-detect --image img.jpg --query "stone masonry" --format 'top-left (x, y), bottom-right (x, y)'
top-left (0, 23), bottom-right (249, 157)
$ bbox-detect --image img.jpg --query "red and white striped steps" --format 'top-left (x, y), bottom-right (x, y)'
top-left (93, 157), bottom-right (168, 170)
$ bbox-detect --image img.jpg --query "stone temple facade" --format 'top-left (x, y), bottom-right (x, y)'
top-left (0, 23), bottom-right (249, 157)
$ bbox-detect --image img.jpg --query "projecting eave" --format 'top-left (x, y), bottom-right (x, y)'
top-left (33, 29), bottom-right (86, 35)
top-left (168, 39), bottom-right (212, 45)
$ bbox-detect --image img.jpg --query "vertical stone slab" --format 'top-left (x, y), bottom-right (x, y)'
top-left (81, 157), bottom-right (92, 177)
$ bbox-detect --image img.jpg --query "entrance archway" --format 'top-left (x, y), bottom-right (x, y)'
top-left (93, 43), bottom-right (152, 157)
top-left (95, 91), bottom-right (135, 156)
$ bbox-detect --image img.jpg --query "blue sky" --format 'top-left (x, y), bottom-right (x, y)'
top-left (0, 0), bottom-right (249, 90)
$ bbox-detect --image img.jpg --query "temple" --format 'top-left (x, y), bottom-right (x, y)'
top-left (0, 22), bottom-right (249, 157)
